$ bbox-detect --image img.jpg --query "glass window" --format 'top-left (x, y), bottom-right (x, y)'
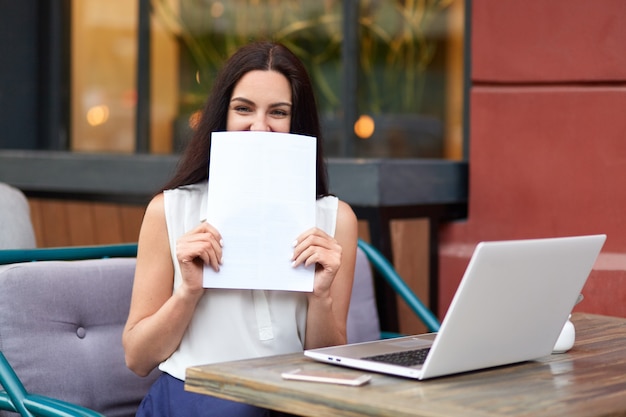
top-left (353, 0), bottom-right (464, 159)
top-left (71, 1), bottom-right (138, 153)
top-left (70, 0), bottom-right (464, 159)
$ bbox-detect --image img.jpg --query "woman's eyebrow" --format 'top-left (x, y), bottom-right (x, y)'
top-left (230, 97), bottom-right (292, 107)
top-left (230, 97), bottom-right (253, 104)
top-left (269, 101), bottom-right (292, 108)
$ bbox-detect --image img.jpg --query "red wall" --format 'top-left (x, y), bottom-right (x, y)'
top-left (438, 0), bottom-right (626, 318)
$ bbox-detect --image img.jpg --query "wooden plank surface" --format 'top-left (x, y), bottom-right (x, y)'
top-left (27, 198), bottom-right (145, 247)
top-left (65, 200), bottom-right (96, 245)
top-left (92, 203), bottom-right (124, 243)
top-left (36, 200), bottom-right (70, 246)
top-left (186, 314), bottom-right (626, 417)
top-left (391, 218), bottom-right (430, 335)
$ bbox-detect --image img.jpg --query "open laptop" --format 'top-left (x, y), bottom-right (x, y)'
top-left (305, 234), bottom-right (606, 380)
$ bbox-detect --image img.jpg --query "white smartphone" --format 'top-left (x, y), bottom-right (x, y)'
top-left (281, 368), bottom-right (372, 386)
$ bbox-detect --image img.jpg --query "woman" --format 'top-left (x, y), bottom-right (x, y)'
top-left (122, 41), bottom-right (358, 416)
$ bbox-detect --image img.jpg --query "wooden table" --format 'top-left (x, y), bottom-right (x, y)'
top-left (185, 313), bottom-right (626, 417)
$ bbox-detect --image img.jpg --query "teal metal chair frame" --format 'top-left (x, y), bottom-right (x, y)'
top-left (357, 239), bottom-right (441, 335)
top-left (1, 352), bottom-right (104, 417)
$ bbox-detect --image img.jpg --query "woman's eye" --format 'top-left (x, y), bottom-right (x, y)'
top-left (271, 109), bottom-right (289, 117)
top-left (234, 106), bottom-right (252, 113)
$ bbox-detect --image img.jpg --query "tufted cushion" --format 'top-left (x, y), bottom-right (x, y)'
top-left (346, 248), bottom-right (381, 343)
top-left (0, 258), bottom-right (159, 417)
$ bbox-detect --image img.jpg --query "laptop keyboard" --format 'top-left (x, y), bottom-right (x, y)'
top-left (362, 347), bottom-right (431, 367)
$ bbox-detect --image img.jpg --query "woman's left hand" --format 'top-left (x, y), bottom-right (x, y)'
top-left (292, 227), bottom-right (342, 297)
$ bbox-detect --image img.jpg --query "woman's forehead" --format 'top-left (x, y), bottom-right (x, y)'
top-left (231, 70), bottom-right (292, 103)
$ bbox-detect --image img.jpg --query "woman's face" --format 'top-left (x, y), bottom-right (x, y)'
top-left (226, 70), bottom-right (292, 133)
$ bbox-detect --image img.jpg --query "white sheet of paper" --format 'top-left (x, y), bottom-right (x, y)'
top-left (203, 131), bottom-right (316, 291)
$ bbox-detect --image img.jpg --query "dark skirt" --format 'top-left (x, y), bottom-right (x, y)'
top-left (136, 372), bottom-right (289, 417)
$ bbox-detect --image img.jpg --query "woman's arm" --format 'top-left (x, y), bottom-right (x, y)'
top-left (122, 194), bottom-right (223, 376)
top-left (293, 200), bottom-right (358, 349)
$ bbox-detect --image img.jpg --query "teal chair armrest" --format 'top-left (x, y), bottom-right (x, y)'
top-left (0, 391), bottom-right (18, 413)
top-left (0, 352), bottom-right (31, 416)
top-left (23, 395), bottom-right (105, 417)
top-left (2, 352), bottom-right (105, 417)
top-left (0, 243), bottom-right (138, 265)
top-left (0, 393), bottom-right (105, 417)
top-left (357, 239), bottom-right (441, 333)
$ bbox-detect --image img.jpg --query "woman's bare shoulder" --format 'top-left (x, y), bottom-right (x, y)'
top-left (143, 193), bottom-right (165, 222)
top-left (137, 193), bottom-right (168, 247)
top-left (135, 192), bottom-right (172, 278)
top-left (335, 199), bottom-right (358, 241)
top-left (336, 199), bottom-right (356, 222)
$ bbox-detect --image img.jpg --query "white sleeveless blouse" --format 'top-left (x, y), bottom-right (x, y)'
top-left (159, 181), bottom-right (338, 380)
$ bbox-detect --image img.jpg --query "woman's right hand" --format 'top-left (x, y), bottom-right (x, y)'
top-left (175, 221), bottom-right (223, 294)
top-left (126, 195), bottom-right (224, 376)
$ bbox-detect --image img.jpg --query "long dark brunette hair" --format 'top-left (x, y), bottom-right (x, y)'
top-left (161, 41), bottom-right (329, 197)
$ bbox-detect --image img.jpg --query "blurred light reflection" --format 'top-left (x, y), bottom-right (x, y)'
top-left (86, 105), bottom-right (110, 127)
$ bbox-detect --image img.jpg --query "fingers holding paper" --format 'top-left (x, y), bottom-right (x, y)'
top-left (176, 221), bottom-right (223, 289)
top-left (292, 227), bottom-right (342, 295)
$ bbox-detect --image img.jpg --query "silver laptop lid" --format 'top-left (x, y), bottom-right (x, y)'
top-left (420, 234), bottom-right (606, 379)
